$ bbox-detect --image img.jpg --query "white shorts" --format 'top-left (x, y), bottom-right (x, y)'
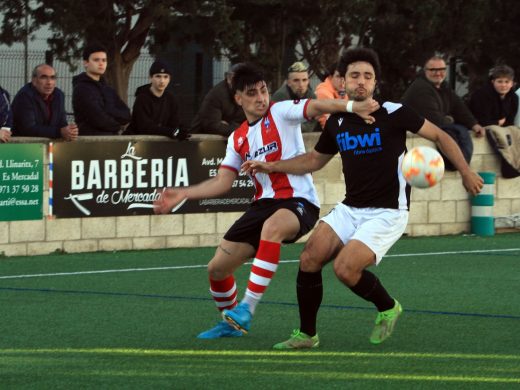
top-left (320, 203), bottom-right (408, 265)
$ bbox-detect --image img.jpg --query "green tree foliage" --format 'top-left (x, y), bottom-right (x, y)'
top-left (0, 0), bottom-right (180, 101)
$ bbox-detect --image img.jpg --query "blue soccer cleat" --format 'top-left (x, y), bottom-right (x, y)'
top-left (197, 320), bottom-right (243, 339)
top-left (222, 302), bottom-right (252, 334)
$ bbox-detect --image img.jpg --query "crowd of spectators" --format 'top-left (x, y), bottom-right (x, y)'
top-left (1, 47), bottom-right (519, 178)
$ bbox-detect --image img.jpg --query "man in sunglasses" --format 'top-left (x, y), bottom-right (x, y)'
top-left (402, 55), bottom-right (485, 170)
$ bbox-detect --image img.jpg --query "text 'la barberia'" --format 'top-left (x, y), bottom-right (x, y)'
top-left (70, 157), bottom-right (189, 190)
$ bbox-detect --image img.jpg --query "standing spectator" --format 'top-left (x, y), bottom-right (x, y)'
top-left (189, 63), bottom-right (246, 137)
top-left (11, 64), bottom-right (77, 140)
top-left (126, 61), bottom-right (187, 139)
top-left (401, 55), bottom-right (485, 170)
top-left (0, 85), bottom-right (12, 142)
top-left (469, 65), bottom-right (518, 127)
top-left (272, 61), bottom-right (318, 132)
top-left (72, 44), bottom-right (130, 135)
top-left (315, 62), bottom-right (347, 129)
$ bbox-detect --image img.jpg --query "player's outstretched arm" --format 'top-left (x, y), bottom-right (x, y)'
top-left (241, 149), bottom-right (333, 176)
top-left (154, 188), bottom-right (187, 214)
top-left (306, 98), bottom-right (379, 124)
top-left (153, 168), bottom-right (237, 214)
top-left (417, 120), bottom-right (483, 195)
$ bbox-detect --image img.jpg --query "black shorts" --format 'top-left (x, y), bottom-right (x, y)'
top-left (223, 197), bottom-right (320, 250)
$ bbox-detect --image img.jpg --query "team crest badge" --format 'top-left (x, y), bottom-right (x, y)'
top-left (264, 117), bottom-right (270, 129)
top-left (238, 136), bottom-right (244, 146)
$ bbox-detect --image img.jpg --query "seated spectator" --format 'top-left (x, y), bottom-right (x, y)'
top-left (11, 64), bottom-right (77, 141)
top-left (72, 44), bottom-right (130, 135)
top-left (271, 61), bottom-right (318, 132)
top-left (401, 55), bottom-right (485, 170)
top-left (470, 65), bottom-right (520, 178)
top-left (315, 62), bottom-right (347, 129)
top-left (126, 61), bottom-right (188, 139)
top-left (189, 63), bottom-right (246, 137)
top-left (0, 85), bottom-right (12, 143)
top-left (469, 65), bottom-right (518, 127)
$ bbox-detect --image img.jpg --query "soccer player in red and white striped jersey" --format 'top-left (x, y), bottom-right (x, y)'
top-left (154, 63), bottom-right (378, 339)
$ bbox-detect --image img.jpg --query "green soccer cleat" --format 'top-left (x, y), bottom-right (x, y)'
top-left (369, 299), bottom-right (403, 344)
top-left (273, 329), bottom-right (319, 350)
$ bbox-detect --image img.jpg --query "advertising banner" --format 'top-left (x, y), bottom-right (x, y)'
top-left (52, 140), bottom-right (254, 218)
top-left (0, 143), bottom-right (44, 221)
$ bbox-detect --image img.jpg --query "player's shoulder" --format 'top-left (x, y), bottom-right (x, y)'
top-left (270, 98), bottom-right (307, 112)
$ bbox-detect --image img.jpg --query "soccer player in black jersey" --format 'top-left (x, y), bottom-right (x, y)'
top-left (241, 48), bottom-right (483, 349)
top-left (155, 63), bottom-right (378, 340)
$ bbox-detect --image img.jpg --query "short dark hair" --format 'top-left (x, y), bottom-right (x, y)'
top-left (338, 48), bottom-right (381, 80)
top-left (231, 63), bottom-right (266, 95)
top-left (325, 62), bottom-right (340, 78)
top-left (490, 64), bottom-right (514, 80)
top-left (82, 44), bottom-right (107, 61)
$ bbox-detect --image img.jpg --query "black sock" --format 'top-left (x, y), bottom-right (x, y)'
top-left (296, 269), bottom-right (323, 337)
top-left (349, 270), bottom-right (394, 312)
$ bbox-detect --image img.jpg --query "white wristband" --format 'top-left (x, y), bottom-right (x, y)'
top-left (346, 100), bottom-right (354, 113)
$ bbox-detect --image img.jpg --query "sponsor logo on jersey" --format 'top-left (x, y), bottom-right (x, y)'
top-left (338, 118), bottom-right (343, 126)
top-left (336, 128), bottom-right (382, 155)
top-left (245, 141), bottom-right (278, 160)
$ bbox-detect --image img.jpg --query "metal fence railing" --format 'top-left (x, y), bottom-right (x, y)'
top-left (0, 50), bottom-right (157, 115)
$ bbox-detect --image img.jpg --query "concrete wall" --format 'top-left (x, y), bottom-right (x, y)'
top-left (1, 133), bottom-right (519, 257)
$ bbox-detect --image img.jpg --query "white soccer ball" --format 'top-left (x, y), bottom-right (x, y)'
top-left (401, 146), bottom-right (445, 188)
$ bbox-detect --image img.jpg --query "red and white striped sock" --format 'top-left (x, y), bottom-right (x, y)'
top-left (209, 275), bottom-right (238, 311)
top-left (242, 240), bottom-right (281, 314)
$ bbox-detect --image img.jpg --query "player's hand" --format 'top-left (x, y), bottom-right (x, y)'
top-left (241, 160), bottom-right (272, 176)
top-left (353, 98), bottom-right (379, 124)
top-left (461, 170), bottom-right (484, 196)
top-left (153, 188), bottom-right (187, 214)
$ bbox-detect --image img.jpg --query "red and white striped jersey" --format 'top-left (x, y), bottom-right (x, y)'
top-left (220, 99), bottom-right (320, 208)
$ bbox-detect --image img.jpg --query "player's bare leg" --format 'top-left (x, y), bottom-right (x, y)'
top-left (197, 240), bottom-right (255, 339)
top-left (334, 240), bottom-right (402, 344)
top-left (223, 208), bottom-right (300, 333)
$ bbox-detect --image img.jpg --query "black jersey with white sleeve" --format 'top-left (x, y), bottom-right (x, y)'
top-left (316, 101), bottom-right (425, 210)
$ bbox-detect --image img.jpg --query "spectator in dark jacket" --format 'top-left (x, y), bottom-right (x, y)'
top-left (72, 45), bottom-right (130, 135)
top-left (126, 61), bottom-right (187, 139)
top-left (189, 63), bottom-right (246, 137)
top-left (469, 65), bottom-right (518, 127)
top-left (0, 85), bottom-right (12, 142)
top-left (271, 61), bottom-right (318, 132)
top-left (12, 64), bottom-right (78, 140)
top-left (402, 55), bottom-right (485, 170)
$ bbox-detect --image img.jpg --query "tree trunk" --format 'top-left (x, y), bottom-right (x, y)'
top-left (105, 50), bottom-right (138, 105)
